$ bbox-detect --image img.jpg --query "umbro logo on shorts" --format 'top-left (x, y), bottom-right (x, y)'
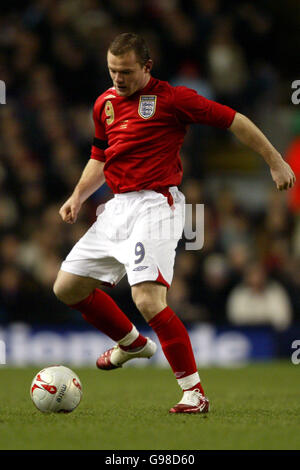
top-left (132, 266), bottom-right (149, 271)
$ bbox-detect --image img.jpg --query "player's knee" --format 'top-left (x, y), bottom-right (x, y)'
top-left (53, 278), bottom-right (77, 305)
top-left (53, 271), bottom-right (97, 305)
top-left (134, 295), bottom-right (165, 319)
top-left (53, 279), bottom-right (68, 304)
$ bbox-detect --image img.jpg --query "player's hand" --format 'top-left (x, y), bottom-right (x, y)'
top-left (59, 194), bottom-right (82, 224)
top-left (270, 160), bottom-right (296, 191)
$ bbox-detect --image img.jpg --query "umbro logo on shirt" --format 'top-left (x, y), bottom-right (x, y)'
top-left (132, 266), bottom-right (149, 271)
top-left (120, 120), bottom-right (128, 129)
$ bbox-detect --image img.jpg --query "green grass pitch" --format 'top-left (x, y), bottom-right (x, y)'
top-left (0, 361), bottom-right (300, 450)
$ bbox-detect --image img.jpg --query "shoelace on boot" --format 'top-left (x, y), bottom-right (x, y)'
top-left (178, 388), bottom-right (205, 406)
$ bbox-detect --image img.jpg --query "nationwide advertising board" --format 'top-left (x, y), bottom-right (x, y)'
top-left (1, 322), bottom-right (299, 367)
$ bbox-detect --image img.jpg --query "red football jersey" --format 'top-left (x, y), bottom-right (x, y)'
top-left (90, 76), bottom-right (236, 193)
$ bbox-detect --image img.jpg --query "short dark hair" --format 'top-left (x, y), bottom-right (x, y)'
top-left (108, 33), bottom-right (151, 67)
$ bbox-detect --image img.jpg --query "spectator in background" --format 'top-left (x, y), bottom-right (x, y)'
top-left (167, 276), bottom-right (205, 323)
top-left (227, 262), bottom-right (292, 331)
top-left (283, 258), bottom-right (300, 319)
top-left (196, 254), bottom-right (231, 325)
top-left (226, 242), bottom-right (252, 285)
top-left (207, 17), bottom-right (249, 110)
top-left (171, 60), bottom-right (214, 100)
top-left (0, 266), bottom-right (23, 323)
top-left (257, 189), bottom-right (294, 276)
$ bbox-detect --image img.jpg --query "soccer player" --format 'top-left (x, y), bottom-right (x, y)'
top-left (53, 33), bottom-right (295, 414)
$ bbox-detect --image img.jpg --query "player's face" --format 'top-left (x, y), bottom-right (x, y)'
top-left (107, 50), bottom-right (152, 97)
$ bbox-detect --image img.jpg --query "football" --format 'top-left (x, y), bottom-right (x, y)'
top-left (30, 365), bottom-right (82, 413)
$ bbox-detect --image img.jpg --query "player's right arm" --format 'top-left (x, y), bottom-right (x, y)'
top-left (59, 96), bottom-right (108, 224)
top-left (59, 159), bottom-right (105, 224)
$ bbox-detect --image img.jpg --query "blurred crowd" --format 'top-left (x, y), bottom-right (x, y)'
top-left (0, 0), bottom-right (300, 330)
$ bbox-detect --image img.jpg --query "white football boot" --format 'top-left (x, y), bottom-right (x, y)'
top-left (96, 337), bottom-right (157, 370)
top-left (169, 388), bottom-right (210, 414)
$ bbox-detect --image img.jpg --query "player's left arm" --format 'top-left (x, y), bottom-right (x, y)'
top-left (229, 112), bottom-right (296, 191)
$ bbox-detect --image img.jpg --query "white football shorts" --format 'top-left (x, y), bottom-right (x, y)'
top-left (60, 186), bottom-right (185, 288)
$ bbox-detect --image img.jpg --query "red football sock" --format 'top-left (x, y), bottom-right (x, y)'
top-left (70, 288), bottom-right (146, 349)
top-left (149, 306), bottom-right (204, 394)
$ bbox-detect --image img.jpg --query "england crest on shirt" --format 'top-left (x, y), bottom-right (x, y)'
top-left (138, 95), bottom-right (157, 119)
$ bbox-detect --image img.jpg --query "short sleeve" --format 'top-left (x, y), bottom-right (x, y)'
top-left (173, 86), bottom-right (236, 129)
top-left (90, 100), bottom-right (108, 162)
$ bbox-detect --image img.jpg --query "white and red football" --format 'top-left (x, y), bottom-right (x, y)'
top-left (30, 365), bottom-right (82, 413)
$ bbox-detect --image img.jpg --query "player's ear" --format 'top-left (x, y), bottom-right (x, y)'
top-left (144, 59), bottom-right (153, 73)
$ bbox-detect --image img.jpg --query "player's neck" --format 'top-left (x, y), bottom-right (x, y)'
top-left (140, 74), bottom-right (151, 91)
